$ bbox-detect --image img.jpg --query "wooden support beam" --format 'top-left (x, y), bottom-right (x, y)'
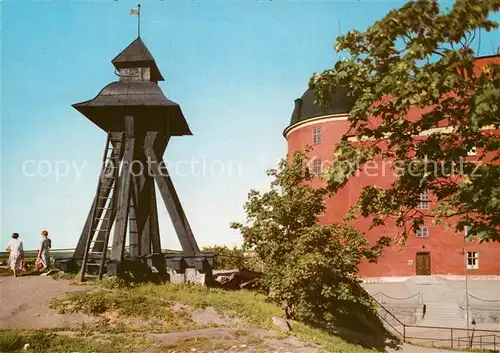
top-left (149, 185), bottom-right (161, 254)
top-left (144, 132), bottom-right (200, 255)
top-left (139, 131), bottom-right (167, 256)
top-left (110, 116), bottom-right (135, 261)
top-left (129, 171), bottom-right (156, 257)
top-left (129, 133), bottom-right (154, 257)
top-left (138, 179), bottom-right (152, 256)
top-left (128, 182), bottom-right (140, 257)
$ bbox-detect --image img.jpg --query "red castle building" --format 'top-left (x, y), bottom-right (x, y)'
top-left (284, 55), bottom-right (500, 280)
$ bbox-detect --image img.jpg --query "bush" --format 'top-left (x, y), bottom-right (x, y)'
top-left (231, 150), bottom-right (390, 332)
top-left (202, 245), bottom-right (250, 270)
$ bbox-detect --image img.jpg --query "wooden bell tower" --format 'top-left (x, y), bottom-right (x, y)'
top-left (72, 37), bottom-right (203, 280)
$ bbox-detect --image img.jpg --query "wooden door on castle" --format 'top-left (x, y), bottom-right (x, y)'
top-left (416, 252), bottom-right (431, 275)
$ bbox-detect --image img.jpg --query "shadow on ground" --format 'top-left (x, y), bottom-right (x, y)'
top-left (283, 279), bottom-right (402, 352)
top-left (328, 302), bottom-right (401, 352)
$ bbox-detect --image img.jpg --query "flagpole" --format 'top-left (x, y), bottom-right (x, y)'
top-left (138, 4), bottom-right (141, 38)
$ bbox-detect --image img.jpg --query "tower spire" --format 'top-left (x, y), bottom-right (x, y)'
top-left (138, 4), bottom-right (141, 38)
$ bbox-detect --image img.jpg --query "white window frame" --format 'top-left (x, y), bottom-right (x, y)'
top-left (466, 251), bottom-right (479, 269)
top-left (416, 190), bottom-right (429, 210)
top-left (312, 127), bottom-right (322, 145)
top-left (464, 226), bottom-right (476, 242)
top-left (467, 146), bottom-right (477, 156)
top-left (311, 158), bottom-right (322, 175)
top-left (416, 226), bottom-right (429, 237)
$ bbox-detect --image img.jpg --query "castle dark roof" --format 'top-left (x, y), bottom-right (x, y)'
top-left (112, 37), bottom-right (164, 82)
top-left (289, 86), bottom-right (356, 126)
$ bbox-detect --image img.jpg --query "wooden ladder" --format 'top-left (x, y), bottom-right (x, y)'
top-left (80, 133), bottom-right (124, 281)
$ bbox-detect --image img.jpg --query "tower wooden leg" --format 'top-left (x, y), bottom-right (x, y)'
top-left (136, 177), bottom-right (161, 255)
top-left (138, 131), bottom-right (167, 256)
top-left (110, 116), bottom-right (135, 261)
top-left (129, 185), bottom-right (140, 257)
top-left (133, 174), bottom-right (155, 256)
top-left (150, 185), bottom-right (161, 254)
top-left (144, 136), bottom-right (200, 255)
top-left (139, 179), bottom-right (153, 256)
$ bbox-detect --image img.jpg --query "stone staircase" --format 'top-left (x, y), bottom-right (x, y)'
top-left (364, 276), bottom-right (500, 329)
top-left (418, 302), bottom-right (465, 327)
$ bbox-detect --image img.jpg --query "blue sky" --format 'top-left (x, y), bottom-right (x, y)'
top-left (1, 0), bottom-right (499, 251)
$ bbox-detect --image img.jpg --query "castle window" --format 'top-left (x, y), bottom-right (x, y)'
top-left (416, 226), bottom-right (429, 237)
top-left (416, 190), bottom-right (429, 210)
top-left (467, 146), bottom-right (477, 156)
top-left (311, 158), bottom-right (322, 175)
top-left (312, 127), bottom-right (322, 145)
top-left (466, 251), bottom-right (478, 269)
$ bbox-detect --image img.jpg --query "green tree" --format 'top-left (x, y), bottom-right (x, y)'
top-left (201, 245), bottom-right (246, 270)
top-left (231, 150), bottom-right (389, 330)
top-left (311, 0), bottom-right (500, 241)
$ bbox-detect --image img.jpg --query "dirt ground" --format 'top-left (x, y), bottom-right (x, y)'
top-left (0, 276), bottom-right (462, 353)
top-left (0, 275), bottom-right (96, 329)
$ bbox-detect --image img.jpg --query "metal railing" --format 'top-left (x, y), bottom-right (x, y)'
top-left (427, 332), bottom-right (500, 350)
top-left (459, 293), bottom-right (500, 311)
top-left (370, 294), bottom-right (407, 340)
top-left (369, 293), bottom-right (500, 351)
top-left (0, 247), bottom-right (182, 259)
top-left (372, 291), bottom-right (423, 306)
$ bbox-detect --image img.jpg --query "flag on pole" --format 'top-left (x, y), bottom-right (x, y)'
top-left (130, 4), bottom-right (141, 37)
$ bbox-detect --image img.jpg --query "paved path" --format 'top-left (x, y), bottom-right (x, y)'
top-left (0, 275), bottom-right (96, 329)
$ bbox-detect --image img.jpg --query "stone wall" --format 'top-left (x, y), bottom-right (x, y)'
top-left (168, 268), bottom-right (209, 285)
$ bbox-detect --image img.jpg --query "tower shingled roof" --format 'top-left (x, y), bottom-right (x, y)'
top-left (112, 37), bottom-right (164, 81)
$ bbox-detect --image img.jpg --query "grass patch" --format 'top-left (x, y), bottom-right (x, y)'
top-left (129, 282), bottom-right (282, 328)
top-left (234, 328), bottom-right (249, 337)
top-left (51, 272), bottom-right (79, 280)
top-left (412, 342), bottom-right (499, 353)
top-left (51, 290), bottom-right (185, 319)
top-left (155, 336), bottom-right (265, 352)
top-left (154, 337), bottom-right (212, 352)
top-left (292, 322), bottom-right (382, 353)
top-left (52, 282), bottom-right (282, 328)
top-left (0, 329), bottom-right (149, 353)
top-left (49, 282), bottom-right (385, 353)
top-left (50, 290), bottom-right (196, 334)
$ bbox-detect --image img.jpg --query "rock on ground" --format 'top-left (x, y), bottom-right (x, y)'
top-left (272, 316), bottom-right (291, 331)
top-left (144, 327), bottom-right (318, 353)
